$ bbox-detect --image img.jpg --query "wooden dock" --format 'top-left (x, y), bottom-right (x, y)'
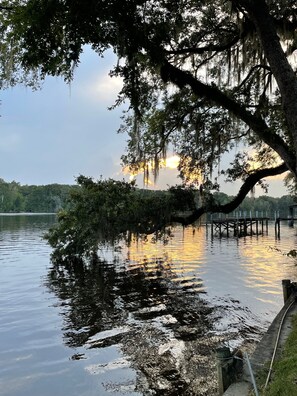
top-left (274, 217), bottom-right (297, 237)
top-left (211, 217), bottom-right (269, 237)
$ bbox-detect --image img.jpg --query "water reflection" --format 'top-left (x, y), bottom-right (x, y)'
top-left (3, 215), bottom-right (296, 396)
top-left (46, 254), bottom-right (224, 395)
top-left (47, 259), bottom-right (126, 347)
top-left (241, 235), bottom-right (297, 296)
top-left (0, 213), bottom-right (56, 232)
top-left (44, 224), bottom-right (284, 395)
top-left (124, 226), bottom-right (207, 294)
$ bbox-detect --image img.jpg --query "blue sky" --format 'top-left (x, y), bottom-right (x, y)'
top-left (1, 48), bottom-right (129, 185)
top-left (0, 47), bottom-right (289, 196)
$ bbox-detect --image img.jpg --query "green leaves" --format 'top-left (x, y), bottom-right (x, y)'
top-left (45, 177), bottom-right (197, 261)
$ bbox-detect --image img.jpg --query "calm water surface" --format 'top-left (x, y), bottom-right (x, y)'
top-left (1, 215), bottom-right (297, 395)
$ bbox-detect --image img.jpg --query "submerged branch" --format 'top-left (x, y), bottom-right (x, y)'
top-left (171, 162), bottom-right (288, 225)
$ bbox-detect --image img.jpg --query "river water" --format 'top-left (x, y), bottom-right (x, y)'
top-left (1, 214), bottom-right (297, 396)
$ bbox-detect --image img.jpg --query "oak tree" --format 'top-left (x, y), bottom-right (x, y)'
top-left (1, 0), bottom-right (297, 228)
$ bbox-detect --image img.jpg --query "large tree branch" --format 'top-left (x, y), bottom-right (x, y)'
top-left (160, 60), bottom-right (296, 172)
top-left (166, 34), bottom-right (240, 55)
top-left (171, 162), bottom-right (288, 225)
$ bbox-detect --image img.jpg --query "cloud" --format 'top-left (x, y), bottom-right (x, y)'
top-left (86, 74), bottom-right (123, 104)
top-left (71, 47), bottom-right (124, 106)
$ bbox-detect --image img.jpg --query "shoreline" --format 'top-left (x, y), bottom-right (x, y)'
top-left (223, 281), bottom-right (297, 395)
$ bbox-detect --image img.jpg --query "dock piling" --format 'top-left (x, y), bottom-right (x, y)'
top-left (211, 217), bottom-right (269, 237)
top-left (216, 347), bottom-right (235, 395)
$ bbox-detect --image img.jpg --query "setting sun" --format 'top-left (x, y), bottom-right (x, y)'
top-left (165, 155), bottom-right (180, 169)
top-left (123, 155), bottom-right (181, 185)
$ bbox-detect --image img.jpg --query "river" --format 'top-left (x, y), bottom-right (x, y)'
top-left (1, 214), bottom-right (297, 395)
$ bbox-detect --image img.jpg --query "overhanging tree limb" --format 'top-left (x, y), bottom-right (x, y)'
top-left (171, 162), bottom-right (288, 225)
top-left (160, 60), bottom-right (296, 172)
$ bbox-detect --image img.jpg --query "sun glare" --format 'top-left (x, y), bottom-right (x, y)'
top-left (123, 155), bottom-right (180, 185)
top-left (122, 155), bottom-right (181, 188)
top-left (165, 155), bottom-right (180, 169)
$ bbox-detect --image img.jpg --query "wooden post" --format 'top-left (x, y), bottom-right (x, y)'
top-left (289, 206), bottom-right (294, 227)
top-left (275, 218), bottom-right (280, 238)
top-left (211, 217), bottom-right (213, 238)
top-left (216, 347), bottom-right (234, 395)
top-left (244, 219), bottom-right (247, 235)
top-left (282, 279), bottom-right (292, 303)
top-left (234, 220), bottom-right (238, 237)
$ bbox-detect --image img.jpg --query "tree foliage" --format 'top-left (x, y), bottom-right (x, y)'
top-left (0, 178), bottom-right (74, 212)
top-left (44, 175), bottom-right (295, 260)
top-left (1, 0), bottom-right (297, 256)
top-left (45, 176), bottom-right (196, 261)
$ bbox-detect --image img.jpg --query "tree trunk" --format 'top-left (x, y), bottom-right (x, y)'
top-left (239, 0), bottom-right (297, 174)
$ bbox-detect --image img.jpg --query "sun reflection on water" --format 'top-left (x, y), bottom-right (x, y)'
top-left (122, 222), bottom-right (297, 326)
top-left (239, 232), bottom-right (297, 305)
top-left (123, 226), bottom-right (207, 293)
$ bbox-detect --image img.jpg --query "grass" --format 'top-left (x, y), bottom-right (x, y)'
top-left (257, 314), bottom-right (297, 395)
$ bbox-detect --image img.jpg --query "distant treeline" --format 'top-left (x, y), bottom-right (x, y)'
top-left (0, 179), bottom-right (76, 213)
top-left (212, 192), bottom-right (296, 218)
top-left (0, 178), bottom-right (295, 216)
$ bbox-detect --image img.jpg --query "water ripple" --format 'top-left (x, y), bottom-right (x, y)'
top-left (2, 216), bottom-right (297, 395)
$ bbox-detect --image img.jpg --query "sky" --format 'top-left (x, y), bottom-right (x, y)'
top-left (0, 47), bottom-right (289, 197)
